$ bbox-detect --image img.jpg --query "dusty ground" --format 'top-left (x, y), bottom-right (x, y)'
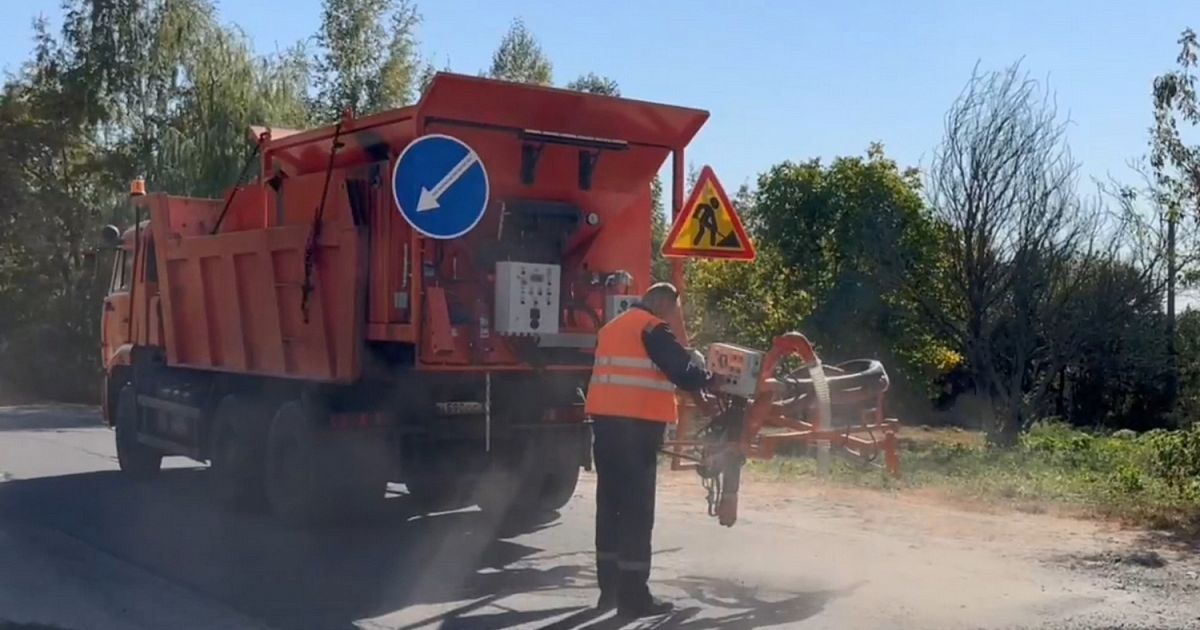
top-left (0, 404), bottom-right (1198, 629)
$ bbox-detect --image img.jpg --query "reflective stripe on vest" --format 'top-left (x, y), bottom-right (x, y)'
top-left (589, 373), bottom-right (676, 392)
top-left (584, 308), bottom-right (679, 424)
top-left (594, 356), bottom-right (656, 369)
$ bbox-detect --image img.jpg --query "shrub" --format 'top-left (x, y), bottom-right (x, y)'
top-left (1142, 425), bottom-right (1200, 490)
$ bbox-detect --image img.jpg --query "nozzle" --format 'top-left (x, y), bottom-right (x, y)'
top-left (718, 492), bottom-right (738, 527)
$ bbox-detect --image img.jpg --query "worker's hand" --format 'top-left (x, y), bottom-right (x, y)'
top-left (688, 348), bottom-right (706, 371)
top-left (692, 382), bottom-right (721, 416)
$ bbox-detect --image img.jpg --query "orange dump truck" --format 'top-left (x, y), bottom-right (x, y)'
top-left (98, 73), bottom-right (708, 523)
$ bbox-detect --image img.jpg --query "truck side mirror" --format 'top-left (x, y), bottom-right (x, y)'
top-left (99, 224), bottom-right (121, 249)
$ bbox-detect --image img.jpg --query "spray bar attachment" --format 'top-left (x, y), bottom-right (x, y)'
top-left (664, 332), bottom-right (901, 527)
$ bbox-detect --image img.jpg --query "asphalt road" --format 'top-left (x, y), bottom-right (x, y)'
top-left (1, 405), bottom-right (1197, 630)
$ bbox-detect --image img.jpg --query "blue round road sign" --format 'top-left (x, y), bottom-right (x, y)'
top-left (391, 134), bottom-right (490, 240)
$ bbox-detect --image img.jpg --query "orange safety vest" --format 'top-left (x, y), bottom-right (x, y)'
top-left (585, 307), bottom-right (678, 424)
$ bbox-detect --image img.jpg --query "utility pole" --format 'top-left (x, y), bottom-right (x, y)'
top-left (1167, 202), bottom-right (1179, 411)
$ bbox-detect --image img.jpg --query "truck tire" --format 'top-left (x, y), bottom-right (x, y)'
top-left (477, 432), bottom-right (583, 518)
top-left (404, 473), bottom-right (475, 512)
top-left (264, 400), bottom-right (387, 525)
top-left (115, 385), bottom-right (162, 478)
top-left (328, 428), bottom-right (390, 515)
top-left (265, 401), bottom-right (328, 524)
top-left (209, 394), bottom-right (268, 510)
top-left (537, 462), bottom-right (581, 513)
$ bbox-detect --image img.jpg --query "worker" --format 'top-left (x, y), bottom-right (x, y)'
top-left (585, 282), bottom-right (710, 617)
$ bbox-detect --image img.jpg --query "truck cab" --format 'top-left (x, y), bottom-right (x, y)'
top-left (100, 220), bottom-right (160, 427)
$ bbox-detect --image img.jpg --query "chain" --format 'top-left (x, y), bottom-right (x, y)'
top-left (301, 120), bottom-right (345, 323)
top-left (701, 474), bottom-right (722, 518)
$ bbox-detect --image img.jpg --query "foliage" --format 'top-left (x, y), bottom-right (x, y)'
top-left (751, 422), bottom-right (1200, 533)
top-left (566, 73), bottom-right (620, 96)
top-left (924, 62), bottom-right (1104, 442)
top-left (687, 247), bottom-right (814, 348)
top-left (487, 18), bottom-right (552, 85)
top-left (312, 0), bottom-right (423, 121)
top-left (1151, 28), bottom-right (1200, 208)
top-left (1049, 258), bottom-right (1171, 431)
top-left (687, 145), bottom-right (955, 412)
top-left (650, 176), bottom-right (670, 282)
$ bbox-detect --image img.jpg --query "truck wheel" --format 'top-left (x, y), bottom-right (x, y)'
top-left (328, 429), bottom-right (389, 515)
top-left (405, 473), bottom-right (475, 511)
top-left (115, 385), bottom-right (162, 478)
top-left (478, 433), bottom-right (583, 518)
top-left (537, 462), bottom-right (581, 513)
top-left (265, 400), bottom-right (387, 525)
top-left (209, 394), bottom-right (268, 510)
top-left (265, 401), bottom-right (327, 524)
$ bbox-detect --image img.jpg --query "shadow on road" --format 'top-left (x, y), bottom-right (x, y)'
top-left (0, 405), bottom-right (103, 432)
top-left (638, 577), bottom-right (860, 630)
top-left (0, 468), bottom-right (580, 630)
top-left (0, 427), bottom-right (850, 630)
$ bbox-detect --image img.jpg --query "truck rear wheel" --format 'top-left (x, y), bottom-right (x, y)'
top-left (477, 432), bottom-right (583, 518)
top-left (265, 401), bottom-right (328, 524)
top-left (404, 473), bottom-right (476, 511)
top-left (264, 400), bottom-right (387, 525)
top-left (115, 385), bottom-right (162, 478)
top-left (209, 394), bottom-right (268, 510)
top-left (537, 462), bottom-right (581, 513)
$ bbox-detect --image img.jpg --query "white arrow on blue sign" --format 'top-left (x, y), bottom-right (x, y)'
top-left (391, 134), bottom-right (490, 240)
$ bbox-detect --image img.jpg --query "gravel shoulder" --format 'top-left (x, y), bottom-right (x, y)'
top-left (667, 473), bottom-right (1200, 629)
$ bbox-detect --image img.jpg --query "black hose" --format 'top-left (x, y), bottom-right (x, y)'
top-left (211, 136), bottom-right (265, 235)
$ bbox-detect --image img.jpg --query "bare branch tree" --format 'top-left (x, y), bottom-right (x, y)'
top-left (924, 61), bottom-right (1088, 441)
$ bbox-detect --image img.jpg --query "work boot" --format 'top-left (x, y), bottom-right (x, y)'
top-left (617, 570), bottom-right (673, 618)
top-left (597, 590), bottom-right (618, 610)
top-left (596, 559), bottom-right (619, 610)
top-left (618, 594), bottom-right (673, 618)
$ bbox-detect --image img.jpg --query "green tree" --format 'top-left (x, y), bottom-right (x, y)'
top-left (155, 27), bottom-right (312, 197)
top-left (687, 146), bottom-right (954, 411)
top-left (312, 0), bottom-right (422, 121)
top-left (650, 176), bottom-right (670, 282)
top-left (1150, 28), bottom-right (1200, 412)
top-left (487, 18), bottom-right (552, 85)
top-left (566, 72), bottom-right (619, 96)
top-left (0, 0), bottom-right (311, 401)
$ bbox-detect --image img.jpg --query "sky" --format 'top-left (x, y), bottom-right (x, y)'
top-left (0, 0), bottom-right (1193, 193)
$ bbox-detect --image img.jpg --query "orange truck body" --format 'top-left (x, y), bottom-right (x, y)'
top-left (98, 73), bottom-right (708, 518)
top-left (133, 73), bottom-right (706, 381)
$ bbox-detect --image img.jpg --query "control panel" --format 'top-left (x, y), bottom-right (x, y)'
top-left (495, 261), bottom-right (561, 335)
top-left (605, 294), bottom-right (640, 322)
top-left (706, 343), bottom-right (764, 398)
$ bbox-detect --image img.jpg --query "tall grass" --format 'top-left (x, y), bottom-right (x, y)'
top-left (748, 422), bottom-right (1200, 532)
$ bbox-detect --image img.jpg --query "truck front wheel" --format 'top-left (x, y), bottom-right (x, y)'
top-left (115, 385), bottom-right (162, 478)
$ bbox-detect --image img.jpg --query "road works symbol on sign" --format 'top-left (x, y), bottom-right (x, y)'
top-left (392, 133), bottom-right (489, 239)
top-left (662, 165), bottom-right (755, 260)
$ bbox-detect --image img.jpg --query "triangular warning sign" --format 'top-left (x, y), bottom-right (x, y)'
top-left (662, 166), bottom-right (756, 261)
